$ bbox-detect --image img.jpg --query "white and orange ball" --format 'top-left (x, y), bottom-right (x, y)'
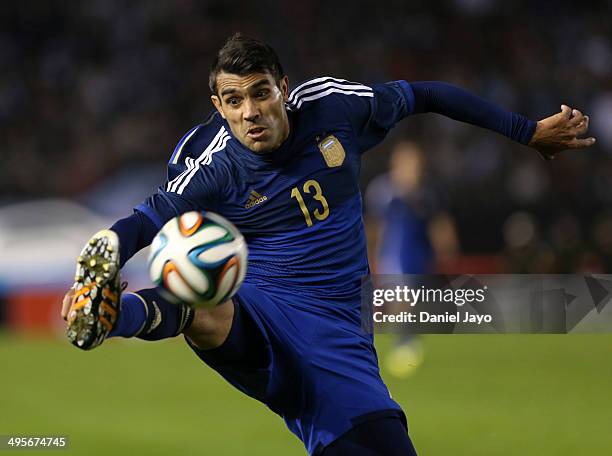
top-left (148, 211), bottom-right (247, 308)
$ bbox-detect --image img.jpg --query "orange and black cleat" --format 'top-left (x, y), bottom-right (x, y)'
top-left (67, 229), bottom-right (122, 350)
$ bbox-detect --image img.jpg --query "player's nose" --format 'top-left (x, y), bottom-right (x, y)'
top-left (243, 98), bottom-right (260, 122)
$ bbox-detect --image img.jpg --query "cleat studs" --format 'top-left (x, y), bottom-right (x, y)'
top-left (67, 233), bottom-right (120, 350)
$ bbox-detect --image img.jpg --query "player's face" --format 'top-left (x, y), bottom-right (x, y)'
top-left (211, 72), bottom-right (289, 153)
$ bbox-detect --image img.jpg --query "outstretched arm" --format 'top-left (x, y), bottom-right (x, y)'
top-left (410, 81), bottom-right (596, 159)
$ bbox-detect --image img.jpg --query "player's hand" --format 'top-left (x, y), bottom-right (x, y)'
top-left (61, 287), bottom-right (75, 321)
top-left (528, 105), bottom-right (596, 160)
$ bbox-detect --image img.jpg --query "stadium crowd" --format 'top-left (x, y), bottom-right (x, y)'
top-left (1, 0), bottom-right (611, 272)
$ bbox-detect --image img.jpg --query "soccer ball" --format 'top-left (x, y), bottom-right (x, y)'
top-left (148, 211), bottom-right (247, 308)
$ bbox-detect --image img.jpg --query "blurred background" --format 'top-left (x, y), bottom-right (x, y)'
top-left (1, 1), bottom-right (611, 455)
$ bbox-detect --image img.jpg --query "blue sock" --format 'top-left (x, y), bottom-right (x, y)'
top-left (109, 288), bottom-right (194, 340)
top-left (109, 293), bottom-right (148, 338)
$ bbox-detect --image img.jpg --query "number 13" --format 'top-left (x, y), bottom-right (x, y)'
top-left (291, 179), bottom-right (329, 227)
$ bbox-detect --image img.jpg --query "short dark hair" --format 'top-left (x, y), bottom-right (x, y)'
top-left (209, 33), bottom-right (285, 94)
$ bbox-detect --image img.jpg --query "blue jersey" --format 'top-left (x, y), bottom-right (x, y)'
top-left (137, 77), bottom-right (415, 297)
top-left (135, 77), bottom-right (415, 454)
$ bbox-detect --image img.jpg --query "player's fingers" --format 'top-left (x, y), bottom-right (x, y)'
top-left (574, 121), bottom-right (588, 136)
top-left (559, 104), bottom-right (572, 120)
top-left (571, 115), bottom-right (590, 136)
top-left (568, 109), bottom-right (585, 127)
top-left (61, 289), bottom-right (75, 320)
top-left (575, 115), bottom-right (590, 135)
top-left (568, 137), bottom-right (597, 149)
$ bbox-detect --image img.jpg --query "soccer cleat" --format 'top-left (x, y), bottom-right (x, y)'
top-left (66, 229), bottom-right (121, 350)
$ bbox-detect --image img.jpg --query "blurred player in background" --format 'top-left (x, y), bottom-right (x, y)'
top-left (61, 34), bottom-right (595, 455)
top-left (366, 141), bottom-right (459, 377)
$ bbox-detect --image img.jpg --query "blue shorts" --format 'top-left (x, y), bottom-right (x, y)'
top-left (320, 415), bottom-right (416, 456)
top-left (186, 282), bottom-right (405, 455)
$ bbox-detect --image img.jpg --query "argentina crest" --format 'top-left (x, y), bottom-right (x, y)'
top-left (318, 134), bottom-right (346, 168)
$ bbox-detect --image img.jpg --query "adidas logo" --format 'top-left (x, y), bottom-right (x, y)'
top-left (245, 190), bottom-right (268, 209)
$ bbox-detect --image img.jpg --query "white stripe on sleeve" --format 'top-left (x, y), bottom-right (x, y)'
top-left (167, 126), bottom-right (227, 193)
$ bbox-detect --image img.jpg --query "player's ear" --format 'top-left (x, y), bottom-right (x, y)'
top-left (211, 95), bottom-right (226, 119)
top-left (280, 75), bottom-right (289, 102)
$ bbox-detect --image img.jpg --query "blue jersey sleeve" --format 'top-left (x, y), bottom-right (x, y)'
top-left (410, 81), bottom-right (536, 144)
top-left (296, 77), bottom-right (536, 151)
top-left (330, 80), bottom-right (415, 152)
top-left (354, 80), bottom-right (415, 151)
top-left (340, 79), bottom-right (538, 149)
top-left (135, 123), bottom-right (225, 230)
top-left (287, 77), bottom-right (415, 152)
top-left (341, 81), bottom-right (414, 142)
top-left (291, 76), bottom-right (537, 154)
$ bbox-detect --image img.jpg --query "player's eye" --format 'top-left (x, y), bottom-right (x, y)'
top-left (255, 90), bottom-right (269, 99)
top-left (226, 97), bottom-right (241, 106)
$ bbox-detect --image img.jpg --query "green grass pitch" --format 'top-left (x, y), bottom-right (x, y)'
top-left (1, 333), bottom-right (611, 455)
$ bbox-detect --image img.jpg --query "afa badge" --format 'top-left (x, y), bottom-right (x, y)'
top-left (318, 134), bottom-right (345, 168)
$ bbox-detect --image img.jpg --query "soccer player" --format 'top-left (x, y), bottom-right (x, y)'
top-left (61, 34), bottom-right (595, 455)
top-left (366, 141), bottom-right (459, 378)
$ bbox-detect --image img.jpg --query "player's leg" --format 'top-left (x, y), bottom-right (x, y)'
top-left (64, 229), bottom-right (233, 350)
top-left (319, 416), bottom-right (417, 456)
top-left (112, 288), bottom-right (233, 348)
top-left (68, 284), bottom-right (233, 349)
top-left (183, 299), bottom-right (234, 349)
top-left (184, 295), bottom-right (272, 405)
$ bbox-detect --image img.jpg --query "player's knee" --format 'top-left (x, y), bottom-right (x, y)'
top-left (184, 299), bottom-right (234, 350)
